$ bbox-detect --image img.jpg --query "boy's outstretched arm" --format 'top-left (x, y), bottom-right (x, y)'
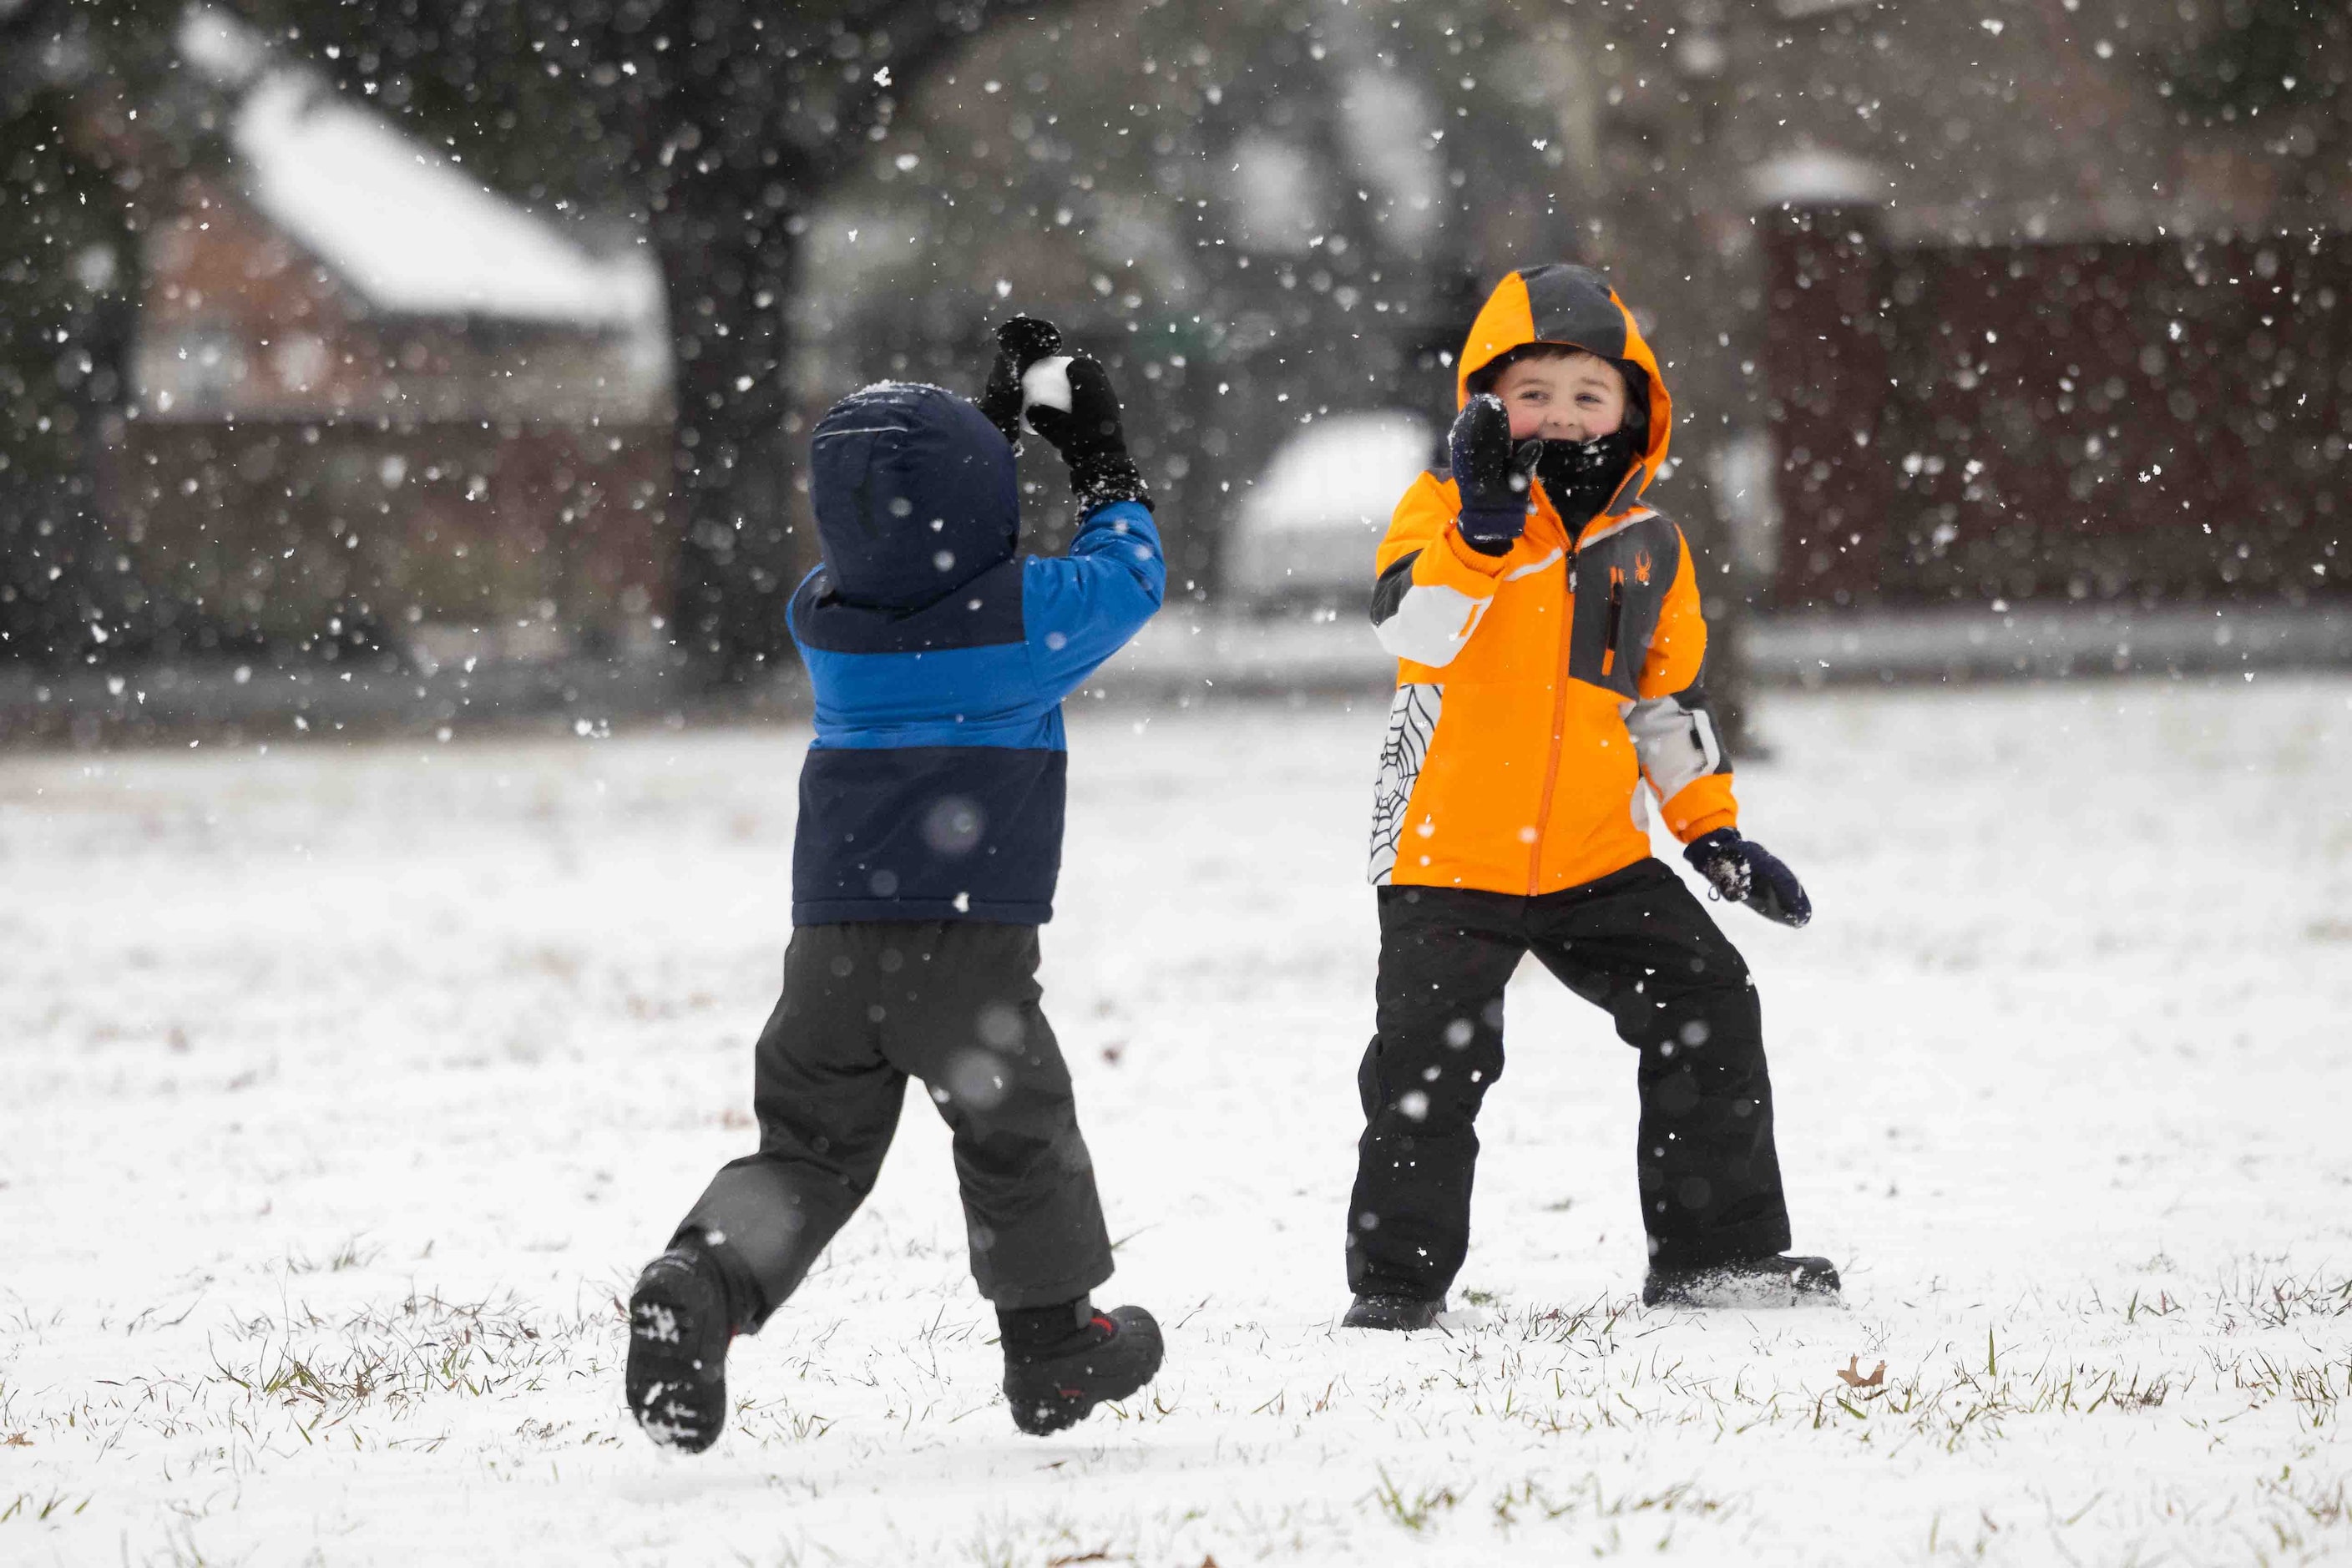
top-left (1629, 530), bottom-right (1811, 926)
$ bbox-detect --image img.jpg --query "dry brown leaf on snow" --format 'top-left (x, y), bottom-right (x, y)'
top-left (1836, 1355), bottom-right (1887, 1389)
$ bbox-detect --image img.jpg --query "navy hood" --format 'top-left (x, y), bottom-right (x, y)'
top-left (808, 382), bottom-right (1019, 611)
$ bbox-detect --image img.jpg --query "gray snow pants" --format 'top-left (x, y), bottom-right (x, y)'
top-left (676, 922), bottom-right (1115, 1328)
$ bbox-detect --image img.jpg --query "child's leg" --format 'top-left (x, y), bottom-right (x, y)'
top-left (674, 925), bottom-right (911, 1328)
top-left (1346, 887), bottom-right (1528, 1301)
top-left (877, 923), bottom-right (1115, 1310)
top-left (1525, 860), bottom-right (1793, 1270)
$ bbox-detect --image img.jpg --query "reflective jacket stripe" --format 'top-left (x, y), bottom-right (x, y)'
top-left (1368, 522), bottom-right (1511, 668)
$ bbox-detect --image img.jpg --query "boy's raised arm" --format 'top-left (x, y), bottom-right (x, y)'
top-left (1370, 397), bottom-right (1534, 668)
top-left (980, 318), bottom-right (1167, 695)
top-left (1368, 475), bottom-right (1520, 668)
top-left (1025, 501), bottom-right (1166, 695)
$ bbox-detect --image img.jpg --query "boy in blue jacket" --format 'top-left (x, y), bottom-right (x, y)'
top-left (626, 321), bottom-right (1167, 1449)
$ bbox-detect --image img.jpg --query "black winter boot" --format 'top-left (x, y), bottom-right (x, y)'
top-left (1000, 1299), bottom-right (1164, 1435)
top-left (1641, 1254), bottom-right (1841, 1309)
top-left (625, 1246), bottom-right (741, 1452)
top-left (1341, 1292), bottom-right (1448, 1332)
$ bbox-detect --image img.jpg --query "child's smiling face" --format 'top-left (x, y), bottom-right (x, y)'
top-left (1489, 350), bottom-right (1629, 443)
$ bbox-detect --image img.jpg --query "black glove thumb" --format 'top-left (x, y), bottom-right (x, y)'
top-left (979, 316), bottom-right (1065, 446)
top-left (996, 316), bottom-right (1063, 367)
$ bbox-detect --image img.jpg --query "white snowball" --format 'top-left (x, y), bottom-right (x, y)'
top-left (1020, 355), bottom-right (1075, 417)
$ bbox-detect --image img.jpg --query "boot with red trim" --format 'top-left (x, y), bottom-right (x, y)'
top-left (1000, 1298), bottom-right (1165, 1436)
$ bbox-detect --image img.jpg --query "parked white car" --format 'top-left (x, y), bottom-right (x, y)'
top-left (1222, 411), bottom-right (1435, 609)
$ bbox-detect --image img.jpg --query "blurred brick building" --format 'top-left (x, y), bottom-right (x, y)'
top-left (1760, 210), bottom-right (2347, 617)
top-left (1716, 3), bottom-right (2350, 624)
top-left (113, 65), bottom-right (674, 670)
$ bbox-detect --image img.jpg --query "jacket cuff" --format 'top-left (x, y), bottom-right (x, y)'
top-left (1426, 524), bottom-right (1519, 588)
top-left (1080, 498), bottom-right (1157, 534)
top-left (1662, 775), bottom-right (1739, 843)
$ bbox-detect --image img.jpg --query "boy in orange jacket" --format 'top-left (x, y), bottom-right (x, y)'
top-left (1343, 264), bottom-right (1837, 1326)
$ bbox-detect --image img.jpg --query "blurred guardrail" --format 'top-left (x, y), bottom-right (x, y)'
top-left (1082, 601), bottom-right (2352, 698)
top-left (8, 599), bottom-right (2349, 744)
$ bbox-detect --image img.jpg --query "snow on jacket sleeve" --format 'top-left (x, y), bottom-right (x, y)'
top-left (1022, 498), bottom-right (1166, 698)
top-left (1367, 472), bottom-right (1534, 668)
top-left (1625, 528), bottom-right (1739, 842)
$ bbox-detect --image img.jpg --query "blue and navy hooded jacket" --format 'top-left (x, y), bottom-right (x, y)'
top-left (787, 382), bottom-right (1166, 925)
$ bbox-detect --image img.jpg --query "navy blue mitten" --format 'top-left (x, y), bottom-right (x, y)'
top-left (1683, 827), bottom-right (1813, 928)
top-left (1448, 394), bottom-right (1541, 555)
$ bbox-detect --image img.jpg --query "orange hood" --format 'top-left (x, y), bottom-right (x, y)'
top-left (1456, 265), bottom-right (1673, 521)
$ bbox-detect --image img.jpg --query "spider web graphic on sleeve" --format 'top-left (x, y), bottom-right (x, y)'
top-left (1368, 682), bottom-right (1443, 885)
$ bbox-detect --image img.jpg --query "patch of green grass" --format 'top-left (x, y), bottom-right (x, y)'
top-left (1370, 1467), bottom-right (1461, 1532)
top-left (0, 1490), bottom-right (93, 1525)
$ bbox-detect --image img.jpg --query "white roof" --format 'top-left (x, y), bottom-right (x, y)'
top-left (1748, 147), bottom-right (1890, 208)
top-left (230, 73), bottom-right (663, 328)
top-left (178, 6), bottom-right (266, 81)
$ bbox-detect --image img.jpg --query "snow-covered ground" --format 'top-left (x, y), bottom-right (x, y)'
top-left (6, 677), bottom-right (2351, 1566)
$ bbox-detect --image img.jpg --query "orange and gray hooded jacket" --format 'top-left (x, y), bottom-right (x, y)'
top-left (1368, 264), bottom-right (1736, 895)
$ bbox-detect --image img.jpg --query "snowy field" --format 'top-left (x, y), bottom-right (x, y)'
top-left (6, 676), bottom-right (2352, 1567)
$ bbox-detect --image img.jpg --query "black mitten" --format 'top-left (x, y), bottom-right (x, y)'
top-left (1023, 354), bottom-right (1152, 512)
top-left (979, 316), bottom-right (1065, 448)
top-left (1449, 394), bottom-right (1540, 555)
top-left (1683, 827), bottom-right (1813, 928)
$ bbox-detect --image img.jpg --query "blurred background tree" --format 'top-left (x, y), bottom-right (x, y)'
top-left (0, 0), bottom-right (186, 667)
top-left (2155, 0), bottom-right (2349, 219)
top-left (2157, 0), bottom-right (2348, 124)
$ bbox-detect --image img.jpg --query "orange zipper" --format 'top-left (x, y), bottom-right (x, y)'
top-left (1525, 521), bottom-right (1580, 896)
top-left (1601, 568), bottom-right (1626, 678)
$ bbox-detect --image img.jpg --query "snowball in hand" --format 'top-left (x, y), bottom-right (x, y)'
top-left (1020, 355), bottom-right (1075, 424)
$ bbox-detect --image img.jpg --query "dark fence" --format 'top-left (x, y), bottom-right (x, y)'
top-left (1762, 210), bottom-right (2350, 612)
top-left (92, 418), bottom-right (671, 666)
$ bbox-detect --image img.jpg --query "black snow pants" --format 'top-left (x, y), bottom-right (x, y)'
top-left (677, 921), bottom-right (1114, 1328)
top-left (1346, 858), bottom-right (1793, 1299)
